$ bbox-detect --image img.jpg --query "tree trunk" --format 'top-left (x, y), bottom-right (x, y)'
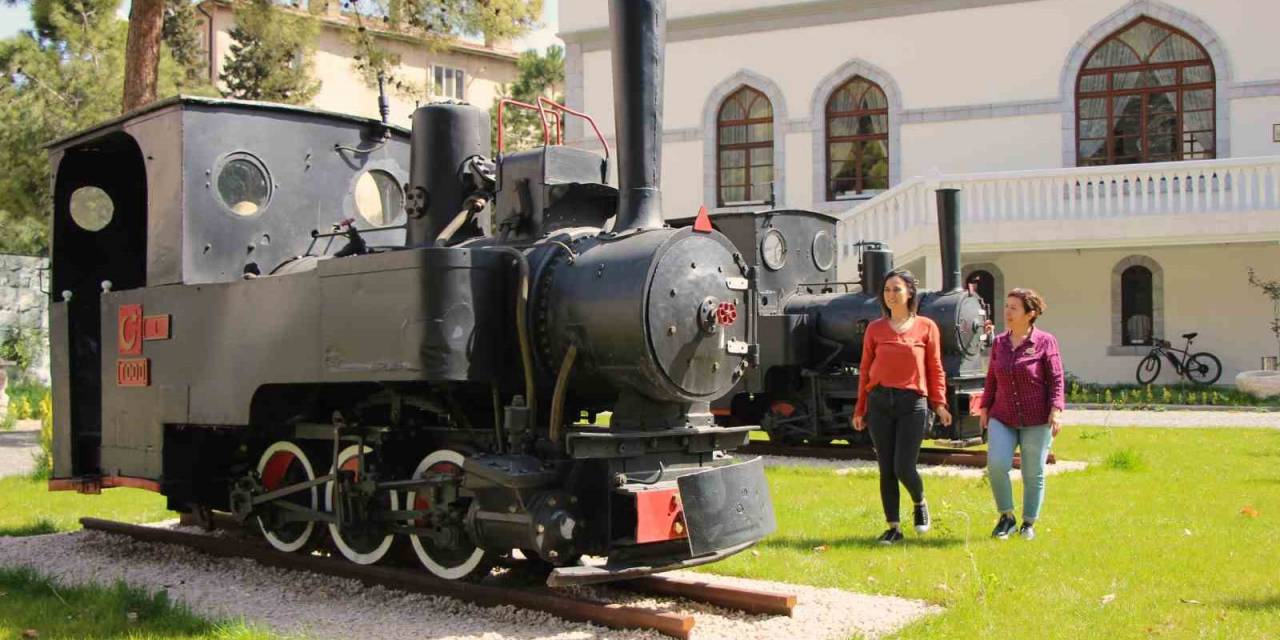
top-left (122, 0), bottom-right (166, 112)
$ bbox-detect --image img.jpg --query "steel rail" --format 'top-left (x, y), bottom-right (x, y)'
top-left (739, 442), bottom-right (1057, 468)
top-left (83, 518), bottom-right (800, 636)
top-left (177, 511), bottom-right (796, 617)
top-left (80, 518), bottom-right (694, 639)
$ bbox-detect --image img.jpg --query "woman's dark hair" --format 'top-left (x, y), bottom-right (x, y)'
top-left (1007, 288), bottom-right (1046, 324)
top-left (879, 269), bottom-right (920, 317)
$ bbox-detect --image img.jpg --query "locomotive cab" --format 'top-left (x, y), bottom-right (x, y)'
top-left (47, 98), bottom-right (412, 486)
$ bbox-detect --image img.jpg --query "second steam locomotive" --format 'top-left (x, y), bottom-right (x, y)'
top-left (677, 190), bottom-right (991, 447)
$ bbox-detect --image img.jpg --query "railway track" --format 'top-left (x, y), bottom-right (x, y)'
top-left (740, 442), bottom-right (1056, 468)
top-left (80, 517), bottom-right (795, 639)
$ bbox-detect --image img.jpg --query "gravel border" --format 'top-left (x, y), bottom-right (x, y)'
top-left (1060, 409), bottom-right (1280, 428)
top-left (0, 526), bottom-right (939, 640)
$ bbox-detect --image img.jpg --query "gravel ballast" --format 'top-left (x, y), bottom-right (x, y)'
top-left (0, 526), bottom-right (938, 640)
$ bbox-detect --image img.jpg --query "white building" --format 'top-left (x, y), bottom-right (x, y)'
top-left (560, 0), bottom-right (1280, 384)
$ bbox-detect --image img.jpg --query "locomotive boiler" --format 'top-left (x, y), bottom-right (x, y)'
top-left (47, 0), bottom-right (773, 586)
top-left (677, 190), bottom-right (990, 446)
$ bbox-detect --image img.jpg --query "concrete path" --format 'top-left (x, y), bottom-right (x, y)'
top-left (0, 420), bottom-right (41, 478)
top-left (1061, 408), bottom-right (1280, 428)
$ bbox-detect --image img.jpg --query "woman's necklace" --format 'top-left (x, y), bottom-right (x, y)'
top-left (890, 313), bottom-right (915, 332)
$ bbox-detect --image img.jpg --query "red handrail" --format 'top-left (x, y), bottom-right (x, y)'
top-left (495, 96), bottom-right (610, 164)
top-left (496, 98), bottom-right (553, 156)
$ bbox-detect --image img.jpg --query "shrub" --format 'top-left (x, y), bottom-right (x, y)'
top-left (31, 391), bottom-right (53, 480)
top-left (0, 327), bottom-right (46, 378)
top-left (6, 379), bottom-right (50, 419)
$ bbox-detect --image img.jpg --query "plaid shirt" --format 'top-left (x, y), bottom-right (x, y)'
top-left (980, 327), bottom-right (1065, 428)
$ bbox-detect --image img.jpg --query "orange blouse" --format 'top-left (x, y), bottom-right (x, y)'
top-left (854, 316), bottom-right (947, 418)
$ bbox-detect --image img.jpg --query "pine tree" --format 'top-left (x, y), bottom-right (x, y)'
top-left (162, 0), bottom-right (210, 88)
top-left (346, 0), bottom-right (543, 101)
top-left (218, 0), bottom-right (321, 104)
top-left (0, 0), bottom-right (191, 255)
top-left (491, 45), bottom-right (564, 153)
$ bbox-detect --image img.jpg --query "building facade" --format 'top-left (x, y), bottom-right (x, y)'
top-left (196, 0), bottom-right (519, 127)
top-left (560, 0), bottom-right (1280, 384)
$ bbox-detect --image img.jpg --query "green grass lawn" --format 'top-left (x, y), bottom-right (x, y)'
top-left (0, 476), bottom-right (278, 639)
top-left (0, 476), bottom-right (172, 537)
top-left (706, 426), bottom-right (1280, 638)
top-left (2, 427), bottom-right (1278, 638)
top-left (0, 567), bottom-right (277, 639)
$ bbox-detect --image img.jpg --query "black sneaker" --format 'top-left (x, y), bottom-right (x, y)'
top-left (991, 514), bottom-right (1017, 539)
top-left (877, 528), bottom-right (904, 545)
top-left (913, 502), bottom-right (931, 534)
top-left (1019, 522), bottom-right (1036, 540)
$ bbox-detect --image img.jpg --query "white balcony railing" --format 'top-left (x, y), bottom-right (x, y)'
top-left (835, 156), bottom-right (1280, 269)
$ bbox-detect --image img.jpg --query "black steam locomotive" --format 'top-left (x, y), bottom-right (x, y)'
top-left (48, 0), bottom-right (773, 586)
top-left (675, 190), bottom-right (991, 446)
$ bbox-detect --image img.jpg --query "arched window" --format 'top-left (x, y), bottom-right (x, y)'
top-left (1121, 265), bottom-right (1154, 345)
top-left (826, 77), bottom-right (888, 199)
top-left (967, 269), bottom-right (996, 314)
top-left (1076, 17), bottom-right (1215, 166)
top-left (716, 87), bottom-right (774, 206)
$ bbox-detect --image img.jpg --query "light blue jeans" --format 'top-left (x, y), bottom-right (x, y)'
top-left (987, 417), bottom-right (1054, 522)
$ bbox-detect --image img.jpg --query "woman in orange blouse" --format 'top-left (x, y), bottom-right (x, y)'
top-left (853, 269), bottom-right (952, 544)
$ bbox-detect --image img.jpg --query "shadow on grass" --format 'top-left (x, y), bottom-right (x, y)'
top-left (0, 518), bottom-right (58, 537)
top-left (763, 535), bottom-right (966, 551)
top-left (1223, 595), bottom-right (1280, 611)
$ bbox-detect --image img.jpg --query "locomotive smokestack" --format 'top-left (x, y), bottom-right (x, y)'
top-left (609, 0), bottom-right (666, 232)
top-left (936, 188), bottom-right (962, 292)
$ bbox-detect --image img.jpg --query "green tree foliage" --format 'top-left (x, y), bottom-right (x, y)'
top-left (346, 0), bottom-right (543, 99)
top-left (491, 44), bottom-right (564, 153)
top-left (0, 0), bottom-right (195, 256)
top-left (1247, 268), bottom-right (1280, 358)
top-left (219, 0), bottom-right (321, 104)
top-left (163, 0), bottom-right (210, 86)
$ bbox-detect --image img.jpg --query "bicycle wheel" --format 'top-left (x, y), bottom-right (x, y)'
top-left (1185, 352), bottom-right (1222, 385)
top-left (1136, 352), bottom-right (1162, 385)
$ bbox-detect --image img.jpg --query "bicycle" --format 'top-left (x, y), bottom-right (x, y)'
top-left (1135, 332), bottom-right (1222, 386)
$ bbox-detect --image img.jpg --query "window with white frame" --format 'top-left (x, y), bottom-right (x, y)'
top-left (431, 65), bottom-right (465, 100)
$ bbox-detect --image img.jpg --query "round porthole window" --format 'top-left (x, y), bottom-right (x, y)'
top-left (760, 228), bottom-right (787, 271)
top-left (812, 230), bottom-right (835, 271)
top-left (215, 153), bottom-right (271, 217)
top-left (353, 170), bottom-right (404, 227)
top-left (69, 186), bottom-right (114, 231)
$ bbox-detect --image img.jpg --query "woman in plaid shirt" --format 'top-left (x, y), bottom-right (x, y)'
top-left (978, 288), bottom-right (1065, 540)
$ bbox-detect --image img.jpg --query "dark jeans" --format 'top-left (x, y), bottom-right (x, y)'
top-left (865, 386), bottom-right (928, 524)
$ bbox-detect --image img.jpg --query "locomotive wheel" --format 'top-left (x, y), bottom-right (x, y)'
top-left (405, 449), bottom-right (494, 581)
top-left (255, 440), bottom-right (321, 553)
top-left (324, 445), bottom-right (399, 565)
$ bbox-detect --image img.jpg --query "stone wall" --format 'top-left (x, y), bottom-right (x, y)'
top-left (0, 254), bottom-right (50, 387)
